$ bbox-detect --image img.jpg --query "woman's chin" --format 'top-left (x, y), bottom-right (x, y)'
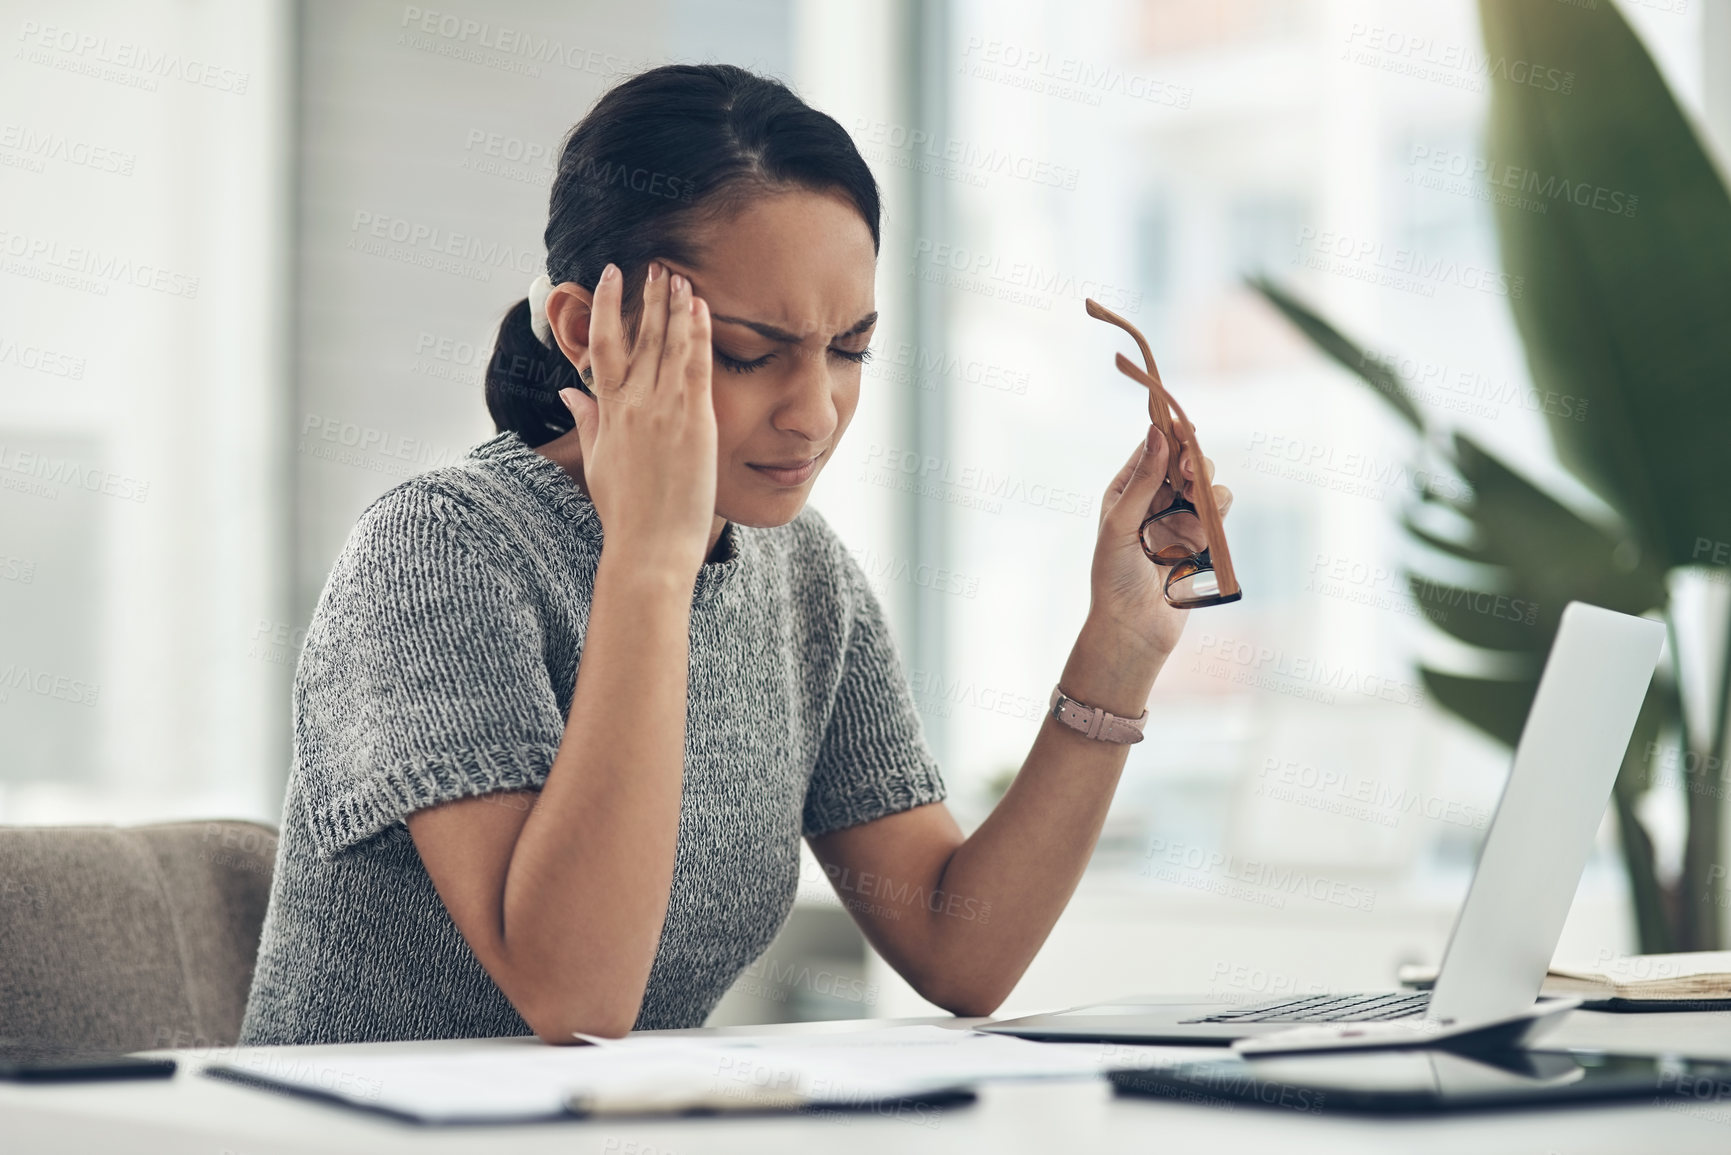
top-left (722, 488), bottom-right (815, 530)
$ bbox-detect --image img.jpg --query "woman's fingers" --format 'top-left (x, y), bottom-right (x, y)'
top-left (684, 293), bottom-right (713, 412)
top-left (1177, 449), bottom-right (1212, 481)
top-left (1103, 437), bottom-right (1148, 501)
top-left (588, 263), bottom-right (624, 396)
top-left (1179, 451), bottom-right (1215, 501)
top-left (586, 262), bottom-right (708, 418)
top-left (559, 385), bottom-right (600, 462)
top-left (658, 273), bottom-right (693, 395)
top-left (569, 259), bottom-right (717, 579)
top-left (628, 261), bottom-right (671, 398)
top-left (1103, 425), bottom-right (1171, 535)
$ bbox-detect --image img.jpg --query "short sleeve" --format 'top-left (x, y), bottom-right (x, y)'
top-left (802, 547), bottom-right (948, 838)
top-left (295, 486), bottom-right (564, 857)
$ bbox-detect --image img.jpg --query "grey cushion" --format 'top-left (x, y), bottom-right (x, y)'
top-left (0, 820), bottom-right (276, 1052)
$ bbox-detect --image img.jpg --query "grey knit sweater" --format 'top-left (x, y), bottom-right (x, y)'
top-left (237, 429), bottom-right (946, 1045)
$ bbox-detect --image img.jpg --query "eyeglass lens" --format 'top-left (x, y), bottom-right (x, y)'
top-left (1140, 500), bottom-right (1209, 564)
top-left (1165, 558), bottom-right (1224, 607)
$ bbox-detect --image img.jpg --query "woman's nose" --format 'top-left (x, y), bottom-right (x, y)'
top-left (774, 347), bottom-right (840, 443)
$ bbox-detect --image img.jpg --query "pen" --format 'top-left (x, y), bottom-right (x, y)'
top-left (565, 1078), bottom-right (810, 1117)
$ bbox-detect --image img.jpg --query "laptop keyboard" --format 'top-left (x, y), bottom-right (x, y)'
top-left (1182, 991), bottom-right (1431, 1024)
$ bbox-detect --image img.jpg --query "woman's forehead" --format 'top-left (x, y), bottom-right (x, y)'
top-left (670, 191), bottom-right (876, 338)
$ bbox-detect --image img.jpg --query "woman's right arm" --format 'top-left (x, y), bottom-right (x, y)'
top-left (405, 262), bottom-right (717, 1043)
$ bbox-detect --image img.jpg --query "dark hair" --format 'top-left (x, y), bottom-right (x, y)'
top-left (485, 63), bottom-right (882, 447)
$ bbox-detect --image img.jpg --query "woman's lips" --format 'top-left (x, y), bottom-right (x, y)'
top-left (747, 453), bottom-right (822, 486)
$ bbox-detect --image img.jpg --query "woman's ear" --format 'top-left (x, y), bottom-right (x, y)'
top-left (544, 282), bottom-right (596, 375)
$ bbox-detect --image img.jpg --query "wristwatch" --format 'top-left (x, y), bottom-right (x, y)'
top-left (1048, 684), bottom-right (1148, 744)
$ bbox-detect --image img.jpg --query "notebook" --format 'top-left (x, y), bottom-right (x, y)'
top-left (1399, 952), bottom-right (1731, 1011)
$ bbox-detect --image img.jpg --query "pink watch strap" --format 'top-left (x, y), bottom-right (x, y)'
top-left (1049, 684), bottom-right (1147, 744)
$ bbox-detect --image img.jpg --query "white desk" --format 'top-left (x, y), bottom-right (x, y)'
top-left (6, 1012), bottom-right (1731, 1154)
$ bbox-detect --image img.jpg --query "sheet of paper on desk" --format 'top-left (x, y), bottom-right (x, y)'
top-left (680, 1025), bottom-right (1204, 1082)
top-left (204, 1025), bottom-right (1207, 1123)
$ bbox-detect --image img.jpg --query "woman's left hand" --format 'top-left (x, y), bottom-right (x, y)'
top-left (1090, 424), bottom-right (1234, 661)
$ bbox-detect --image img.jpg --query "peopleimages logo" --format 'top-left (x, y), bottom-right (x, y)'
top-left (0, 332), bottom-right (87, 379)
top-left (912, 239), bottom-right (1142, 313)
top-left (736, 956), bottom-right (879, 1006)
top-left (1157, 1062), bottom-right (1327, 1113)
top-left (1407, 145), bottom-right (1638, 218)
top-left (347, 211), bottom-right (541, 279)
top-left (0, 663), bottom-right (100, 708)
top-left (1357, 346), bottom-right (1589, 423)
top-left (858, 442), bottom-right (1094, 518)
top-left (0, 442), bottom-right (150, 502)
top-left (909, 667), bottom-right (1046, 723)
top-left (1192, 631), bottom-right (1427, 708)
top-left (396, 7), bottom-right (655, 80)
top-left (1243, 431), bottom-right (1473, 504)
top-left (958, 37), bottom-right (1193, 109)
top-left (822, 862), bottom-right (992, 924)
top-left (1257, 757), bottom-right (1489, 830)
top-left (15, 20), bottom-right (251, 94)
top-left (853, 118), bottom-right (1081, 191)
top-left (1342, 24), bottom-right (1575, 95)
top-left (866, 341), bottom-right (1030, 396)
top-left (0, 122), bottom-right (136, 176)
top-left (1293, 227), bottom-right (1523, 299)
top-left (850, 546), bottom-right (981, 600)
top-left (298, 414), bottom-right (466, 482)
top-left (1143, 837), bottom-right (1378, 913)
top-left (0, 227), bottom-right (200, 299)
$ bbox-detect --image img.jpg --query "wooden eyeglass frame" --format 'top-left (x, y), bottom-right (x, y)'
top-left (1085, 297), bottom-right (1241, 607)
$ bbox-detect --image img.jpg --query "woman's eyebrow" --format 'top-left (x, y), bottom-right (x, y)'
top-left (710, 311), bottom-right (879, 342)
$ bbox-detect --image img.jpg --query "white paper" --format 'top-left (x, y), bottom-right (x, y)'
top-left (206, 1024), bottom-right (1208, 1123)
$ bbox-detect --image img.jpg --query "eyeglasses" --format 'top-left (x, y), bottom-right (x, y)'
top-left (1086, 298), bottom-right (1242, 610)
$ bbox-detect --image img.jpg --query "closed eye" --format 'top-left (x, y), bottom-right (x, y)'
top-left (713, 346), bottom-right (875, 374)
top-left (714, 348), bottom-right (775, 374)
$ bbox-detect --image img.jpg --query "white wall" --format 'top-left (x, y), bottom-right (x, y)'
top-left (0, 0), bottom-right (294, 825)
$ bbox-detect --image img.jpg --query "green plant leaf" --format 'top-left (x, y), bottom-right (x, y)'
top-left (1418, 672), bottom-right (1534, 749)
top-left (1480, 0), bottom-right (1731, 569)
top-left (1612, 681), bottom-right (1676, 953)
top-left (1406, 575), bottom-right (1543, 652)
top-left (1447, 433), bottom-right (1667, 625)
top-left (1252, 4), bottom-right (1716, 953)
top-left (1247, 275), bottom-right (1426, 431)
top-left (1401, 514), bottom-right (1493, 565)
top-left (1405, 434), bottom-right (1664, 732)
top-left (1248, 277), bottom-right (1668, 745)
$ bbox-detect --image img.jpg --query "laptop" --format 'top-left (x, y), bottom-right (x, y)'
top-left (983, 601), bottom-right (1665, 1045)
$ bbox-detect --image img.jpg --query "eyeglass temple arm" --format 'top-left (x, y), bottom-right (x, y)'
top-left (1113, 352), bottom-right (1240, 598)
top-left (1084, 299), bottom-right (1180, 455)
top-left (1085, 298), bottom-right (1240, 599)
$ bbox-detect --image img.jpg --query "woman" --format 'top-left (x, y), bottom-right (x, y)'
top-left (238, 62), bottom-right (1229, 1046)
